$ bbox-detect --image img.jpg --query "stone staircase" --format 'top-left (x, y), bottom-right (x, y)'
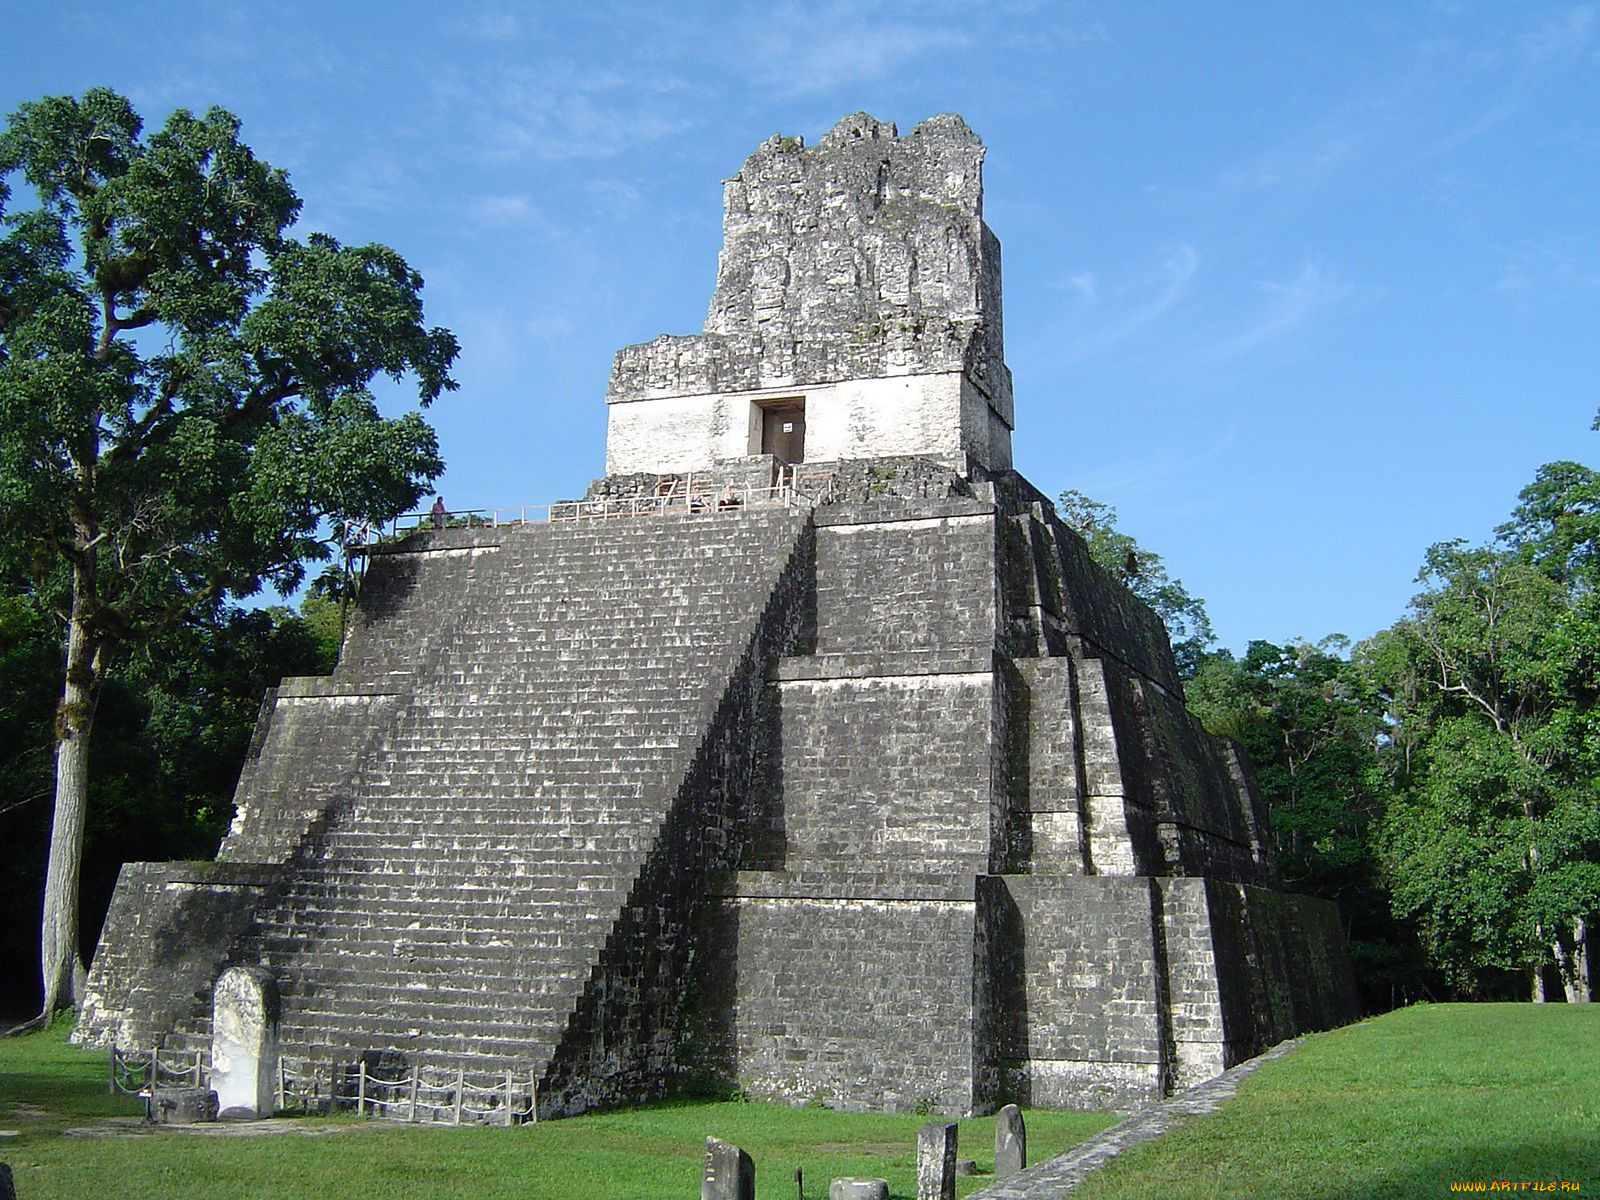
top-left (133, 506), bottom-right (812, 1102)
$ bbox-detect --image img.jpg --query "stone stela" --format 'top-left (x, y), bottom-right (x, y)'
top-left (75, 112), bottom-right (1359, 1121)
top-left (210, 966), bottom-right (280, 1119)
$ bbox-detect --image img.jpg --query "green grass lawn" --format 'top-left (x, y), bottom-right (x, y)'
top-left (2, 1005), bottom-right (1592, 1199)
top-left (1073, 1003), bottom-right (1597, 1200)
top-left (0, 1024), bottom-right (1110, 1199)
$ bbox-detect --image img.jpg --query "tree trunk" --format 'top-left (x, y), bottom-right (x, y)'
top-left (1532, 963), bottom-right (1547, 1003)
top-left (36, 581), bottom-right (104, 1024)
top-left (1567, 917), bottom-right (1591, 1004)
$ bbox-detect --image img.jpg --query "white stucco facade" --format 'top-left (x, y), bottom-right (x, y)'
top-left (604, 372), bottom-right (1013, 476)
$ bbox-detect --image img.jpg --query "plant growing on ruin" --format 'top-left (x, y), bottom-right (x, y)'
top-left (0, 89), bottom-right (457, 1029)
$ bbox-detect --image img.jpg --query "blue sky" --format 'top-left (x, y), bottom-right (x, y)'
top-left (5, 2), bottom-right (1598, 653)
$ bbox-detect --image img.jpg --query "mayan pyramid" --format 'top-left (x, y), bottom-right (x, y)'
top-left (78, 113), bottom-right (1358, 1117)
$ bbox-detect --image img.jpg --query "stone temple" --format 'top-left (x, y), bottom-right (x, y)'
top-left (78, 113), bottom-right (1358, 1117)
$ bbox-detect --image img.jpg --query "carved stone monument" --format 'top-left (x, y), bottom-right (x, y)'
top-left (210, 966), bottom-right (279, 1119)
top-left (77, 113), bottom-right (1359, 1121)
top-left (830, 1180), bottom-right (889, 1200)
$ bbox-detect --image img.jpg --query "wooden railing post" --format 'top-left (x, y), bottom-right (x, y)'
top-left (410, 1067), bottom-right (420, 1122)
top-left (454, 1066), bottom-right (465, 1125)
top-left (357, 1064), bottom-right (367, 1116)
top-left (503, 1070), bottom-right (514, 1127)
top-left (529, 1073), bottom-right (538, 1124)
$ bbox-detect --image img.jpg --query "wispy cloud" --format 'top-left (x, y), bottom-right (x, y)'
top-left (1424, 5), bottom-right (1596, 155)
top-left (467, 194), bottom-right (538, 225)
top-left (1056, 245), bottom-right (1199, 362)
top-left (435, 64), bottom-right (698, 163)
top-left (1173, 5), bottom-right (1598, 222)
top-left (1203, 260), bottom-right (1364, 363)
top-left (452, 7), bottom-right (527, 42)
top-left (1494, 240), bottom-right (1600, 303)
top-left (1059, 270), bottom-right (1098, 303)
top-left (727, 4), bottom-right (972, 99)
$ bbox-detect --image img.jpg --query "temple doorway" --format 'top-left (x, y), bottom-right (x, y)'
top-left (759, 398), bottom-right (806, 463)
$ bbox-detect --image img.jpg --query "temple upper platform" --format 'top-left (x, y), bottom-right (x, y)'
top-left (604, 113), bottom-right (1014, 477)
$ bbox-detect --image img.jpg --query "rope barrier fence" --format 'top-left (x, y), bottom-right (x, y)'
top-left (110, 1046), bottom-right (540, 1126)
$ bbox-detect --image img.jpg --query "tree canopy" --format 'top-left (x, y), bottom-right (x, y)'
top-left (1372, 469), bottom-right (1600, 1000)
top-left (0, 88), bottom-right (456, 1026)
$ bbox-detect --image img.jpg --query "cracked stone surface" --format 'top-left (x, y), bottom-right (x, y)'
top-left (607, 111), bottom-right (1010, 409)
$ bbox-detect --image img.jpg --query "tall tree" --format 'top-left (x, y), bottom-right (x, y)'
top-left (0, 89), bottom-right (457, 1028)
top-left (1056, 488), bottom-right (1215, 675)
top-left (1373, 536), bottom-right (1600, 1001)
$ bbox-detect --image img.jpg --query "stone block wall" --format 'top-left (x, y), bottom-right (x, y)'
top-left (813, 499), bottom-right (998, 653)
top-left (699, 874), bottom-right (980, 1113)
top-left (979, 875), bottom-right (1169, 1111)
top-left (605, 113), bottom-right (1014, 478)
top-left (76, 861), bottom-right (282, 1051)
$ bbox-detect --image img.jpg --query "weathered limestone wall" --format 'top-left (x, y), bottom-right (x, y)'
top-left (605, 112), bottom-right (1013, 476)
top-left (76, 861), bottom-right (282, 1050)
top-left (980, 875), bottom-right (1169, 1111)
top-left (687, 482), bottom-right (1356, 1116)
top-left (606, 374), bottom-right (996, 476)
top-left (81, 105), bottom-right (1359, 1117)
top-left (698, 875), bottom-right (981, 1114)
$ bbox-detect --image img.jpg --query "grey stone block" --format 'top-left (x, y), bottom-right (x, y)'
top-left (917, 1121), bottom-right (957, 1200)
top-left (211, 966), bottom-right (279, 1119)
top-left (994, 1103), bottom-right (1025, 1176)
top-left (829, 1179), bottom-right (888, 1200)
top-left (702, 1136), bottom-right (754, 1200)
top-left (148, 1088), bottom-right (218, 1124)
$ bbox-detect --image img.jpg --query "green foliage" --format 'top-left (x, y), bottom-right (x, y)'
top-left (0, 599), bottom-right (336, 1013)
top-left (0, 87), bottom-right (458, 625)
top-left (1370, 466), bottom-right (1600, 997)
top-left (1055, 489), bottom-right (1215, 676)
top-left (0, 87), bottom-right (456, 1014)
